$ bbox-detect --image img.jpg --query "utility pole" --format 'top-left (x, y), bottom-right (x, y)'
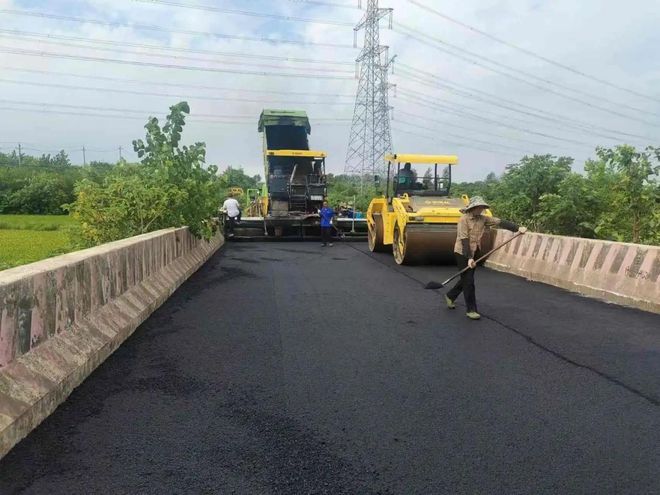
top-left (17, 143), bottom-right (22, 166)
top-left (345, 0), bottom-right (396, 187)
top-left (82, 146), bottom-right (86, 166)
top-left (118, 146), bottom-right (123, 161)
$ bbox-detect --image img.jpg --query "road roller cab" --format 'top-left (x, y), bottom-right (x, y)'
top-left (367, 153), bottom-right (480, 265)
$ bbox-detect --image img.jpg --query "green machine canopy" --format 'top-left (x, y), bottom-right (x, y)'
top-left (258, 109), bottom-right (311, 134)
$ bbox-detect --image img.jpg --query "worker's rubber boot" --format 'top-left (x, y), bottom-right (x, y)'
top-left (466, 311), bottom-right (481, 320)
top-left (444, 295), bottom-right (456, 309)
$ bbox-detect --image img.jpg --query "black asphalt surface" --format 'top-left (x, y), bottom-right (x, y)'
top-left (1, 241), bottom-right (659, 494)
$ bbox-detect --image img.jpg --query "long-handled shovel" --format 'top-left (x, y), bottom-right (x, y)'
top-left (424, 232), bottom-right (524, 289)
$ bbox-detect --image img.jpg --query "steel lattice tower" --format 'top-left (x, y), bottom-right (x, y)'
top-left (345, 0), bottom-right (395, 180)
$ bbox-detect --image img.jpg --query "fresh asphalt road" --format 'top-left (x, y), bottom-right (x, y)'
top-left (1, 241), bottom-right (659, 494)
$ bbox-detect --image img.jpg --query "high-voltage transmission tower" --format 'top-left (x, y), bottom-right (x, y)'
top-left (345, 0), bottom-right (396, 182)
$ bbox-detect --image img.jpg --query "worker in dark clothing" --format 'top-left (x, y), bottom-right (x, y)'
top-left (446, 196), bottom-right (527, 320)
top-left (398, 162), bottom-right (415, 191)
top-left (319, 200), bottom-right (335, 247)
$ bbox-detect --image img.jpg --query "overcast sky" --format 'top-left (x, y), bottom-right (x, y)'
top-left (0, 0), bottom-right (658, 181)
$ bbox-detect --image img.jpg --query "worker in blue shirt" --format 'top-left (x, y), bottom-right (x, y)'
top-left (319, 200), bottom-right (335, 247)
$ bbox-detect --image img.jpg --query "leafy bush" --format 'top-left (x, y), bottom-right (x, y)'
top-left (67, 102), bottom-right (220, 246)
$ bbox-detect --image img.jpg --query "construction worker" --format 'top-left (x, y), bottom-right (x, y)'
top-left (445, 196), bottom-right (527, 320)
top-left (398, 162), bottom-right (415, 190)
top-left (221, 192), bottom-right (242, 238)
top-left (319, 200), bottom-right (335, 247)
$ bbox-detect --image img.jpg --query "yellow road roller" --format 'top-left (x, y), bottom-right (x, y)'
top-left (367, 153), bottom-right (485, 265)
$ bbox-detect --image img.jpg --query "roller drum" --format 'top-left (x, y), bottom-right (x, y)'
top-left (393, 224), bottom-right (457, 265)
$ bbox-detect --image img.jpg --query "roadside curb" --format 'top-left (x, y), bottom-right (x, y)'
top-left (0, 228), bottom-right (223, 459)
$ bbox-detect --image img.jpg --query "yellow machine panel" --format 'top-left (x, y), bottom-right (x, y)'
top-left (265, 149), bottom-right (327, 158)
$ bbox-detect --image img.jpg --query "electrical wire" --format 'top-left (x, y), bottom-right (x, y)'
top-left (392, 124), bottom-right (518, 158)
top-left (0, 9), bottom-right (356, 49)
top-left (0, 46), bottom-right (355, 79)
top-left (0, 106), bottom-right (351, 128)
top-left (0, 78), bottom-right (356, 106)
top-left (0, 66), bottom-right (354, 98)
top-left (395, 65), bottom-right (655, 142)
top-left (0, 99), bottom-right (352, 121)
top-left (393, 22), bottom-right (660, 123)
top-left (393, 106), bottom-right (582, 153)
top-left (0, 29), bottom-right (355, 66)
top-left (396, 92), bottom-right (592, 147)
top-left (393, 116), bottom-right (534, 155)
top-left (0, 36), bottom-right (354, 74)
top-left (396, 74), bottom-right (650, 145)
top-left (406, 0), bottom-right (660, 104)
top-left (284, 0), bottom-right (358, 9)
top-left (130, 0), bottom-right (355, 26)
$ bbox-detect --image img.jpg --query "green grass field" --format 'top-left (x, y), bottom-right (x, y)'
top-left (0, 215), bottom-right (75, 271)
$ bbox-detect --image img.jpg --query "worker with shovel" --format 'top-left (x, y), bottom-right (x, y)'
top-left (445, 196), bottom-right (527, 320)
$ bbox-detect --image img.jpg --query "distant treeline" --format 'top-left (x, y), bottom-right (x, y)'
top-left (0, 150), bottom-right (115, 215)
top-left (453, 147), bottom-right (659, 245)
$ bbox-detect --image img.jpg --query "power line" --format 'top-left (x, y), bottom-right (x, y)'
top-left (0, 99), bottom-right (352, 122)
top-left (130, 0), bottom-right (355, 26)
top-left (393, 106), bottom-right (581, 152)
top-left (406, 0), bottom-right (660, 104)
top-left (394, 111), bottom-right (534, 154)
top-left (395, 65), bottom-right (654, 140)
top-left (0, 78), bottom-right (356, 106)
top-left (0, 9), bottom-right (356, 49)
top-left (0, 29), bottom-right (354, 66)
top-left (0, 66), bottom-right (355, 98)
top-left (396, 91), bottom-right (592, 147)
top-left (392, 124), bottom-right (518, 158)
top-left (284, 0), bottom-right (358, 8)
top-left (393, 22), bottom-right (660, 124)
top-left (395, 68), bottom-right (654, 144)
top-left (397, 63), bottom-right (660, 125)
top-left (0, 46), bottom-right (354, 79)
top-left (0, 37), bottom-right (354, 75)
top-left (397, 91), bottom-right (612, 150)
top-left (0, 104), bottom-right (350, 126)
top-left (1, 77), bottom-right (618, 155)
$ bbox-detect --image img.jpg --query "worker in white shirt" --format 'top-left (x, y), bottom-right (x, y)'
top-left (221, 193), bottom-right (242, 238)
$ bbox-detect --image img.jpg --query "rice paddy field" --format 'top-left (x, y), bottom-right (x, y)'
top-left (0, 215), bottom-right (75, 271)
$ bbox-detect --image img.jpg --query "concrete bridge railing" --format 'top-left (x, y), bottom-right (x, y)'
top-left (486, 230), bottom-right (659, 314)
top-left (0, 227), bottom-right (223, 458)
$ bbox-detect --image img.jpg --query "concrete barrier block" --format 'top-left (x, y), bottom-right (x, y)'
top-left (0, 228), bottom-right (223, 459)
top-left (486, 230), bottom-right (660, 313)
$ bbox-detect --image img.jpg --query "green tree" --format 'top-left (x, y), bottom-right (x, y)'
top-left (326, 174), bottom-right (377, 211)
top-left (7, 175), bottom-right (70, 214)
top-left (218, 166), bottom-right (261, 195)
top-left (493, 155), bottom-right (573, 228)
top-left (453, 172), bottom-right (499, 199)
top-left (422, 168), bottom-right (432, 188)
top-left (535, 172), bottom-right (602, 238)
top-left (132, 102), bottom-right (220, 238)
top-left (594, 145), bottom-right (660, 243)
top-left (68, 102), bottom-right (220, 245)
